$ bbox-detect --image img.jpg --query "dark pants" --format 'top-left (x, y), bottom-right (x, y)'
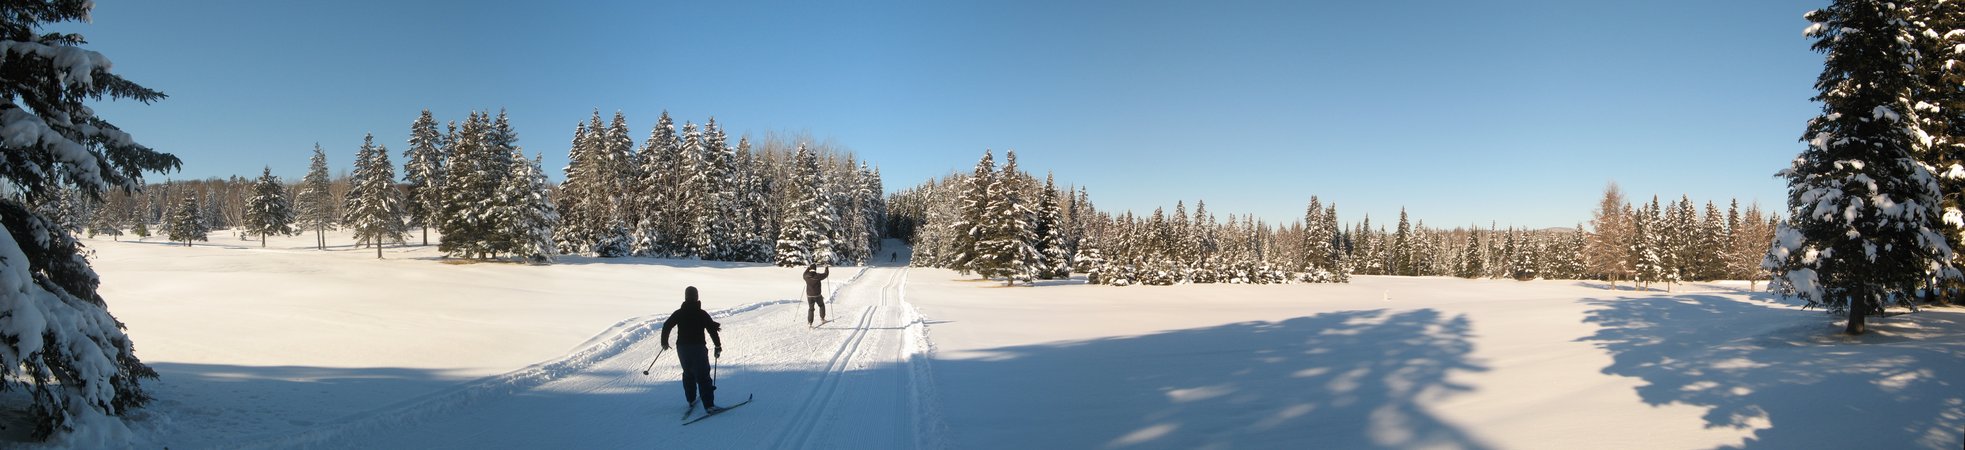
top-left (808, 295), bottom-right (827, 324)
top-left (678, 345), bottom-right (715, 407)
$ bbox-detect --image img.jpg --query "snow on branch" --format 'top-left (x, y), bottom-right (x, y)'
top-left (0, 40), bottom-right (111, 90)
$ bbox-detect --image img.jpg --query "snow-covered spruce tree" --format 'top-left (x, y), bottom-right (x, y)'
top-left (1907, 0), bottom-right (1965, 303)
top-left (949, 150), bottom-right (994, 275)
top-left (1034, 173), bottom-right (1071, 279)
top-left (343, 134), bottom-right (407, 259)
top-left (1321, 204), bottom-right (1350, 282)
top-left (166, 196), bottom-right (206, 247)
top-left (296, 144), bottom-right (336, 250)
top-left (735, 138), bottom-right (775, 262)
top-left (0, 2), bottom-right (178, 437)
top-left (1392, 208), bottom-right (1415, 276)
top-left (1768, 0), bottom-right (1960, 335)
top-left (402, 109), bottom-right (445, 246)
top-left (555, 116), bottom-right (621, 256)
top-left (244, 167), bottom-right (294, 247)
top-left (977, 151), bottom-right (1041, 284)
top-left (438, 111), bottom-right (507, 259)
top-left (830, 156), bottom-right (869, 264)
top-left (1662, 195), bottom-right (1698, 289)
top-left (499, 150), bottom-right (557, 263)
top-left (85, 193), bottom-right (123, 240)
top-left (1695, 201), bottom-right (1726, 281)
top-left (775, 144), bottom-right (837, 266)
top-left (1632, 198), bottom-right (1665, 289)
top-left (1459, 226), bottom-right (1484, 278)
top-left (1298, 197), bottom-right (1338, 281)
top-left (690, 118), bottom-right (738, 261)
top-left (863, 164), bottom-right (887, 256)
top-left (673, 122), bottom-right (709, 259)
top-left (633, 111), bottom-right (681, 257)
top-left (602, 111), bottom-right (640, 233)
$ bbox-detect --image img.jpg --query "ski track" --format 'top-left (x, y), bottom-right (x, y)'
top-left (767, 266), bottom-right (905, 449)
top-left (239, 265), bottom-right (947, 449)
top-left (218, 298), bottom-right (798, 449)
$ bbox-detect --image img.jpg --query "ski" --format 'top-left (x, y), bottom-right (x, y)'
top-left (681, 394), bottom-right (753, 426)
top-left (681, 402), bottom-right (696, 422)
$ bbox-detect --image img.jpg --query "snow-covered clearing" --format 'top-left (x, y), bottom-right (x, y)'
top-left (15, 230), bottom-right (1963, 449)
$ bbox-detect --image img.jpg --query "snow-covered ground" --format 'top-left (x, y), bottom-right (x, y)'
top-left (16, 230), bottom-right (1963, 449)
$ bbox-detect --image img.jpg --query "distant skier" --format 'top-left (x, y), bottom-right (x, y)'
top-left (804, 263), bottom-right (830, 326)
top-left (662, 286), bottom-right (724, 413)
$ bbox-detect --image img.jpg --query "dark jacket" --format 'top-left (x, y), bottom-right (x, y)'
top-left (662, 299), bottom-right (722, 348)
top-left (803, 266), bottom-right (830, 297)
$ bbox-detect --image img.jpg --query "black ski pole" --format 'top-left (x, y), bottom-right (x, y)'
top-left (642, 347), bottom-right (666, 375)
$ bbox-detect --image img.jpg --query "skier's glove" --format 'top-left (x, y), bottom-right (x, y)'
top-left (715, 347), bottom-right (722, 358)
top-left (661, 343), bottom-right (671, 351)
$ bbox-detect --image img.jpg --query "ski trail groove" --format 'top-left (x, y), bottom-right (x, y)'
top-left (224, 299), bottom-right (797, 449)
top-left (768, 267), bottom-right (904, 449)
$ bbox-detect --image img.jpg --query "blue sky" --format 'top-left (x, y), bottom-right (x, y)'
top-left (70, 0), bottom-right (1821, 229)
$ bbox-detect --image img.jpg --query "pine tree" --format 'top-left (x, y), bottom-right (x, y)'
top-left (1034, 173), bottom-right (1071, 279)
top-left (85, 193), bottom-right (124, 240)
top-left (1769, 0), bottom-right (1960, 334)
top-left (1632, 198), bottom-right (1665, 289)
top-left (1695, 201), bottom-right (1726, 281)
top-left (438, 111), bottom-right (508, 259)
top-left (166, 196), bottom-right (207, 247)
top-left (735, 137), bottom-right (774, 262)
top-left (556, 114), bottom-right (626, 256)
top-left (635, 111), bottom-right (682, 257)
top-left (0, 4), bottom-right (176, 436)
top-left (1321, 205), bottom-right (1348, 282)
top-left (297, 144), bottom-right (336, 250)
top-left (949, 150), bottom-right (994, 275)
top-left (403, 109), bottom-right (445, 246)
top-left (677, 122), bottom-right (711, 259)
top-left (1392, 208), bottom-right (1415, 276)
top-left (500, 150), bottom-right (557, 263)
top-left (1907, 1), bottom-right (1965, 303)
top-left (1298, 197), bottom-right (1329, 276)
top-left (863, 163), bottom-right (888, 260)
top-left (776, 145), bottom-right (837, 266)
top-left (343, 134), bottom-right (407, 259)
top-left (244, 167), bottom-right (294, 247)
top-left (977, 151), bottom-right (1041, 284)
top-left (692, 118), bottom-right (738, 261)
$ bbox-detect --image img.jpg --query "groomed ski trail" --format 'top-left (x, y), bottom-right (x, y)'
top-left (269, 266), bottom-right (944, 449)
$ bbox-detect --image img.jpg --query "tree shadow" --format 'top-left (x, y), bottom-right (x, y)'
top-left (0, 362), bottom-right (479, 449)
top-left (33, 309), bottom-right (1489, 449)
top-left (1578, 294), bottom-right (1965, 449)
top-left (932, 308), bottom-right (1492, 449)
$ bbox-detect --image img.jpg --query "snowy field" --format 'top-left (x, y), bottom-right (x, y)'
top-left (11, 230), bottom-right (1962, 449)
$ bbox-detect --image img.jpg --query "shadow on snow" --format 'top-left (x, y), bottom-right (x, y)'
top-left (1577, 294), bottom-right (1965, 449)
top-left (930, 308), bottom-right (1492, 449)
top-left (52, 308), bottom-right (1491, 449)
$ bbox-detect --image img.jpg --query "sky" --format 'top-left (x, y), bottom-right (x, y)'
top-left (64, 0), bottom-right (1823, 229)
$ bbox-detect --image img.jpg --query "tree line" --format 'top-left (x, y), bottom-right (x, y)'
top-left (893, 150), bottom-right (1778, 288)
top-left (55, 109), bottom-right (888, 265)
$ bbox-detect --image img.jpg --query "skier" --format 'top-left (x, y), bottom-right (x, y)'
top-left (804, 263), bottom-right (830, 326)
top-left (662, 286), bottom-right (724, 413)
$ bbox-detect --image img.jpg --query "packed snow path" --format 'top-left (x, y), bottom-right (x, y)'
top-left (249, 266), bottom-right (937, 449)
